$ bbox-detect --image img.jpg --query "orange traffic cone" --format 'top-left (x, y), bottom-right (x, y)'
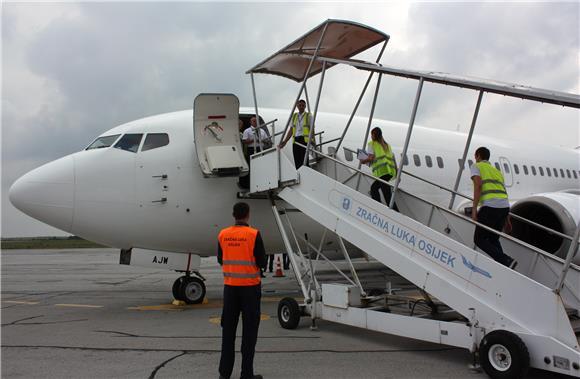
top-left (273, 255), bottom-right (285, 277)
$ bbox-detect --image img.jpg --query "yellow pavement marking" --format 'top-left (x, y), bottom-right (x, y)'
top-left (128, 296), bottom-right (303, 312)
top-left (209, 316), bottom-right (220, 324)
top-left (209, 314), bottom-right (270, 324)
top-left (128, 297), bottom-right (220, 311)
top-left (4, 300), bottom-right (40, 305)
top-left (54, 304), bottom-right (104, 308)
top-left (127, 304), bottom-right (184, 311)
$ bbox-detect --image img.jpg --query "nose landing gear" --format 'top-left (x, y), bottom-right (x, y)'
top-left (172, 273), bottom-right (206, 304)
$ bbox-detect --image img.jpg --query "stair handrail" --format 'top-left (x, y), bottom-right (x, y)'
top-left (291, 142), bottom-right (580, 286)
top-left (340, 145), bottom-right (579, 244)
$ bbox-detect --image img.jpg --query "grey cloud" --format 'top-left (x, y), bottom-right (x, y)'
top-left (369, 2), bottom-right (580, 131)
top-left (2, 2), bottom-right (578, 237)
top-left (405, 3), bottom-right (579, 85)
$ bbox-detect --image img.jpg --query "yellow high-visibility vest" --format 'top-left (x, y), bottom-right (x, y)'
top-left (291, 112), bottom-right (311, 143)
top-left (475, 161), bottom-right (508, 204)
top-left (368, 141), bottom-right (396, 178)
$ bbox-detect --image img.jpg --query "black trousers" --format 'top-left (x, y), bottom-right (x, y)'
top-left (266, 254), bottom-right (274, 272)
top-left (219, 284), bottom-right (261, 379)
top-left (474, 206), bottom-right (513, 266)
top-left (370, 174), bottom-right (398, 211)
top-left (293, 136), bottom-right (309, 169)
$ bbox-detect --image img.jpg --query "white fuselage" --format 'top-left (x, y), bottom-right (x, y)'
top-left (9, 107), bottom-right (580, 257)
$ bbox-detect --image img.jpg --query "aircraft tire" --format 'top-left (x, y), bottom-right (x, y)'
top-left (479, 330), bottom-right (529, 379)
top-left (172, 276), bottom-right (185, 301)
top-left (277, 297), bottom-right (300, 329)
top-left (180, 276), bottom-right (206, 304)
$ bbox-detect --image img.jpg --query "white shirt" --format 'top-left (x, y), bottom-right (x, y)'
top-left (470, 162), bottom-right (510, 208)
top-left (294, 112), bottom-right (306, 137)
top-left (243, 126), bottom-right (269, 147)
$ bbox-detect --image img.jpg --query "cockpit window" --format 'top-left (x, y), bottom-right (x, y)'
top-left (86, 134), bottom-right (121, 150)
top-left (142, 133), bottom-right (169, 152)
top-left (114, 133), bottom-right (143, 153)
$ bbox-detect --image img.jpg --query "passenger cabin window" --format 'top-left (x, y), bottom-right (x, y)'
top-left (468, 159), bottom-right (474, 167)
top-left (425, 155), bottom-right (432, 168)
top-left (403, 155), bottom-right (409, 166)
top-left (560, 169), bottom-right (565, 178)
top-left (436, 156), bottom-right (444, 168)
top-left (523, 165), bottom-right (529, 175)
top-left (413, 154), bottom-right (421, 167)
top-left (503, 163), bottom-right (510, 173)
top-left (567, 169), bottom-right (572, 178)
top-left (539, 166), bottom-right (544, 176)
top-left (494, 162), bottom-right (500, 170)
top-left (553, 168), bottom-right (558, 178)
top-left (531, 166), bottom-right (537, 176)
top-left (574, 171), bottom-right (578, 179)
top-left (86, 134), bottom-right (120, 150)
top-left (142, 133), bottom-right (169, 152)
top-left (513, 164), bottom-right (519, 174)
top-left (114, 133), bottom-right (143, 153)
top-left (546, 167), bottom-right (551, 177)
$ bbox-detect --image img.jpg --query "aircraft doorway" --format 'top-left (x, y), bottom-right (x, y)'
top-left (499, 156), bottom-right (513, 187)
top-left (238, 113), bottom-right (273, 190)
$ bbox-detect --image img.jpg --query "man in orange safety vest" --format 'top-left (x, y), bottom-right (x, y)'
top-left (218, 202), bottom-right (266, 379)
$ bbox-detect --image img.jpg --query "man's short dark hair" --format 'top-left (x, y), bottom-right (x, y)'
top-left (233, 202), bottom-right (250, 220)
top-left (297, 99), bottom-right (306, 105)
top-left (475, 147), bottom-right (490, 161)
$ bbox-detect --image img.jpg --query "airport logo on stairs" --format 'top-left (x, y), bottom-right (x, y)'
top-left (460, 255), bottom-right (492, 278)
top-left (329, 191), bottom-right (488, 277)
top-left (342, 197), bottom-right (352, 212)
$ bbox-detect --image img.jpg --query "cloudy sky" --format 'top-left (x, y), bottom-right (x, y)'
top-left (2, 1), bottom-right (579, 237)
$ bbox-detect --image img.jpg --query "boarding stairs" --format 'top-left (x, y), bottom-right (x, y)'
top-left (250, 149), bottom-right (580, 377)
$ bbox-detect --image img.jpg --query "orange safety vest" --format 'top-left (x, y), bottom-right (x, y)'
top-left (218, 225), bottom-right (261, 286)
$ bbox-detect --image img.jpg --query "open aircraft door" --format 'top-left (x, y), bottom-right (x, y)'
top-left (193, 94), bottom-right (248, 177)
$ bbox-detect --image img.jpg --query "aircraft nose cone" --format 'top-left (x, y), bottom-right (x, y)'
top-left (9, 155), bottom-right (75, 232)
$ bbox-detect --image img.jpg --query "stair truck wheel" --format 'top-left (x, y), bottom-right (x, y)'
top-left (172, 276), bottom-right (186, 301)
top-left (479, 330), bottom-right (530, 379)
top-left (179, 277), bottom-right (206, 304)
top-left (278, 297), bottom-right (300, 329)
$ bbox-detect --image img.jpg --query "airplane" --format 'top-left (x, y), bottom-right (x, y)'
top-left (7, 17), bottom-right (580, 307)
top-left (10, 18), bottom-right (580, 379)
top-left (9, 97), bottom-right (580, 304)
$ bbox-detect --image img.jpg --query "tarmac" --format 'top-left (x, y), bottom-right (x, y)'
top-left (1, 248), bottom-right (565, 379)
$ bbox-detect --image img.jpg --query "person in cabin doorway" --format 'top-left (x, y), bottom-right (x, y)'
top-left (243, 117), bottom-right (269, 156)
top-left (238, 117), bottom-right (269, 190)
top-left (470, 147), bottom-right (517, 270)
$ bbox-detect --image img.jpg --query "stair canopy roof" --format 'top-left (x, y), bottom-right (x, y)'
top-left (247, 19), bottom-right (579, 109)
top-left (246, 19), bottom-right (389, 82)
